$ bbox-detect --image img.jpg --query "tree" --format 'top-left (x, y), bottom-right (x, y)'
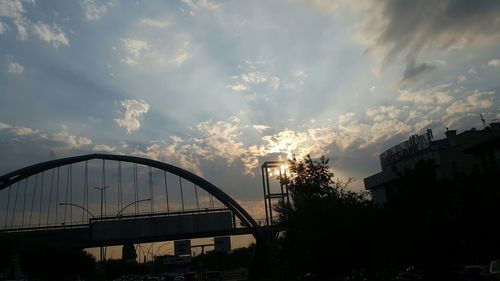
top-left (275, 155), bottom-right (385, 279)
top-left (19, 239), bottom-right (95, 280)
top-left (0, 234), bottom-right (13, 274)
top-left (122, 243), bottom-right (137, 262)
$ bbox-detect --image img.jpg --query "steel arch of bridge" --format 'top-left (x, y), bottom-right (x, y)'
top-left (0, 154), bottom-right (267, 242)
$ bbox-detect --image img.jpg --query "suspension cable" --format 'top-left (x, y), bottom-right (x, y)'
top-left (85, 161), bottom-right (89, 220)
top-left (102, 159), bottom-right (106, 216)
top-left (83, 161), bottom-right (88, 223)
top-left (55, 167), bottom-right (60, 224)
top-left (11, 181), bottom-right (21, 228)
top-left (194, 183), bottom-right (200, 210)
top-left (118, 161), bottom-right (122, 213)
top-left (47, 169), bottom-right (54, 225)
top-left (29, 174), bottom-right (38, 227)
top-left (64, 165), bottom-right (70, 224)
top-left (163, 171), bottom-right (169, 213)
top-left (209, 193), bottom-right (214, 209)
top-left (179, 176), bottom-right (184, 212)
top-left (4, 184), bottom-right (11, 229)
top-left (149, 166), bottom-right (153, 213)
top-left (21, 178), bottom-right (27, 228)
top-left (134, 163), bottom-right (138, 215)
top-left (38, 171), bottom-right (44, 226)
top-left (70, 164), bottom-right (73, 223)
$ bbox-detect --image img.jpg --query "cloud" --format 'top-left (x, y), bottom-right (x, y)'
top-left (93, 144), bottom-right (116, 152)
top-left (253, 124), bottom-right (271, 134)
top-left (240, 72), bottom-right (267, 84)
top-left (357, 1), bottom-right (500, 76)
top-left (0, 122), bottom-right (11, 129)
top-left (226, 83), bottom-right (248, 92)
top-left (227, 72), bottom-right (268, 92)
top-left (51, 129), bottom-right (92, 149)
top-left (181, 0), bottom-right (220, 11)
top-left (0, 121), bottom-right (93, 150)
top-left (0, 0), bottom-right (31, 39)
top-left (261, 127), bottom-right (336, 159)
top-left (446, 90), bottom-right (495, 115)
top-left (270, 76), bottom-right (280, 90)
top-left (81, 0), bottom-right (114, 21)
top-left (138, 18), bottom-right (169, 29)
top-left (132, 137), bottom-right (203, 175)
top-left (292, 70), bottom-right (308, 79)
top-left (169, 41), bottom-right (190, 66)
top-left (32, 22), bottom-right (69, 48)
top-left (7, 62), bottom-right (23, 74)
top-left (338, 112), bottom-right (355, 124)
top-left (10, 126), bottom-right (38, 136)
top-left (366, 105), bottom-right (402, 122)
top-left (488, 59), bottom-right (500, 67)
top-left (0, 21), bottom-right (5, 34)
top-left (114, 99), bottom-right (150, 133)
top-left (121, 37), bottom-right (190, 67)
top-left (401, 58), bottom-right (441, 83)
top-left (398, 85), bottom-right (453, 105)
top-left (0, 121), bottom-right (38, 136)
top-left (121, 38), bottom-right (150, 65)
top-left (0, 1), bottom-right (70, 47)
top-left (194, 117), bottom-right (247, 164)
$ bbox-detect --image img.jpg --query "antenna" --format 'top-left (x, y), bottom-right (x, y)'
top-left (480, 114), bottom-right (486, 128)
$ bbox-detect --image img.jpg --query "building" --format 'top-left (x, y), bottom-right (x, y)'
top-left (364, 122), bottom-right (500, 205)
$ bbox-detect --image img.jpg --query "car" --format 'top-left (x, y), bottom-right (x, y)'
top-left (490, 260), bottom-right (500, 281)
top-left (205, 271), bottom-right (222, 281)
top-left (396, 272), bottom-right (424, 280)
top-left (182, 272), bottom-right (196, 281)
top-left (465, 265), bottom-right (488, 281)
top-left (173, 275), bottom-right (184, 281)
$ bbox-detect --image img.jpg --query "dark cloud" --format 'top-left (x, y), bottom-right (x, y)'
top-left (400, 58), bottom-right (437, 84)
top-left (369, 0), bottom-right (500, 76)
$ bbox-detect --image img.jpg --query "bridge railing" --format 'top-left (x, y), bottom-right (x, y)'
top-left (1, 207), bottom-right (236, 233)
top-left (89, 207), bottom-right (233, 223)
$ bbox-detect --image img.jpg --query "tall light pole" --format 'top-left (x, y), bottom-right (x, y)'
top-left (116, 198), bottom-right (151, 217)
top-left (59, 203), bottom-right (95, 219)
top-left (94, 185), bottom-right (109, 263)
top-left (94, 185), bottom-right (110, 219)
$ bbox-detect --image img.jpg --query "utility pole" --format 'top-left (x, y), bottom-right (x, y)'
top-left (95, 185), bottom-right (109, 262)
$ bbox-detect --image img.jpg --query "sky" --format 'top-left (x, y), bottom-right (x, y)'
top-left (1, 0), bottom-right (500, 223)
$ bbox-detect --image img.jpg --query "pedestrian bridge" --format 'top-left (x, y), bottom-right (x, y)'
top-left (0, 154), bottom-right (268, 248)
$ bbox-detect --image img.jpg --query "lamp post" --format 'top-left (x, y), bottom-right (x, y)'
top-left (94, 185), bottom-right (110, 219)
top-left (58, 202), bottom-right (95, 219)
top-left (154, 241), bottom-right (171, 257)
top-left (116, 198), bottom-right (151, 217)
top-left (94, 185), bottom-right (109, 264)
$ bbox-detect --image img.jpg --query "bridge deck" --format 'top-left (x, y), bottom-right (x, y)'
top-left (0, 208), bottom-right (271, 248)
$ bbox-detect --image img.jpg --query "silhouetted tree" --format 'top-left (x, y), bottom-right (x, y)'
top-left (0, 234), bottom-right (13, 274)
top-left (275, 155), bottom-right (385, 279)
top-left (19, 239), bottom-right (95, 280)
top-left (122, 243), bottom-right (137, 262)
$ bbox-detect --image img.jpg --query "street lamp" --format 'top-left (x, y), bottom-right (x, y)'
top-left (94, 185), bottom-right (110, 218)
top-left (94, 185), bottom-right (109, 264)
top-left (116, 198), bottom-right (151, 217)
top-left (154, 241), bottom-right (172, 257)
top-left (59, 202), bottom-right (95, 218)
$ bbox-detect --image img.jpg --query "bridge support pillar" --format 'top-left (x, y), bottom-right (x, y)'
top-left (248, 231), bottom-right (272, 280)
